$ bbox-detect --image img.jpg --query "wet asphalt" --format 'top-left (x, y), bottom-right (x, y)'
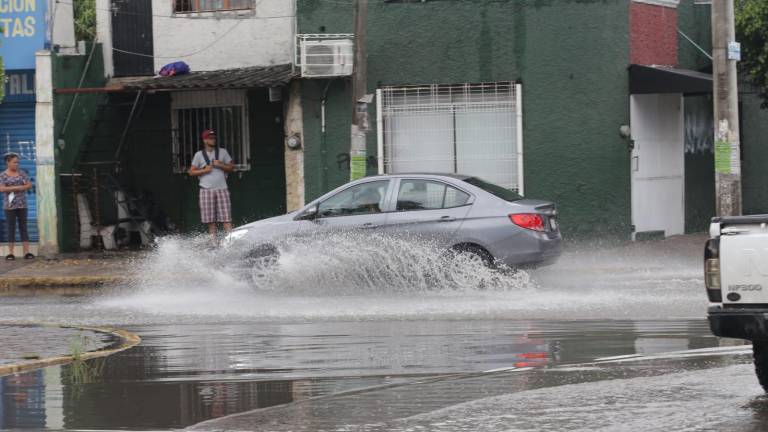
top-left (4, 233), bottom-right (761, 431)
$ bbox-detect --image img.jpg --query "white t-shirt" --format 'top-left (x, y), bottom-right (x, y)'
top-left (191, 147), bottom-right (233, 190)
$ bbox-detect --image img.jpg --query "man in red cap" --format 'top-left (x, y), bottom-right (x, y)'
top-left (188, 129), bottom-right (235, 242)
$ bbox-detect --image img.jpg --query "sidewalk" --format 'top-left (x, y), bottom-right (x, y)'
top-left (0, 251), bottom-right (138, 293)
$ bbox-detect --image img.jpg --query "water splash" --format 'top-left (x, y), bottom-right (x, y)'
top-left (130, 231), bottom-right (534, 295)
top-left (97, 231), bottom-right (537, 320)
top-left (96, 232), bottom-right (708, 321)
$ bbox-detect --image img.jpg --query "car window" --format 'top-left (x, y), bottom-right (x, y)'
top-left (462, 177), bottom-right (523, 201)
top-left (318, 180), bottom-right (389, 217)
top-left (444, 186), bottom-right (470, 208)
top-left (396, 180), bottom-right (469, 211)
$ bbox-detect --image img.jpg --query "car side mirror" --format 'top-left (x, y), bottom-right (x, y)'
top-left (298, 204), bottom-right (319, 221)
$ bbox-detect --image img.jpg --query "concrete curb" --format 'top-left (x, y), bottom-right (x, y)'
top-left (0, 275), bottom-right (129, 291)
top-left (0, 324), bottom-right (141, 377)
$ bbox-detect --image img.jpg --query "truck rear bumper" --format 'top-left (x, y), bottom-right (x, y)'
top-left (708, 306), bottom-right (768, 340)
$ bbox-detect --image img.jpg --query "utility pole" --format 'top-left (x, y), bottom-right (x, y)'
top-left (350, 0), bottom-right (368, 181)
top-left (711, 0), bottom-right (742, 216)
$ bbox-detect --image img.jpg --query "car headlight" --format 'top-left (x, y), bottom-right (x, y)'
top-left (224, 229), bottom-right (249, 245)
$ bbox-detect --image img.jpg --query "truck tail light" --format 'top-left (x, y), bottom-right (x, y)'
top-left (510, 213), bottom-right (545, 231)
top-left (705, 239), bottom-right (722, 302)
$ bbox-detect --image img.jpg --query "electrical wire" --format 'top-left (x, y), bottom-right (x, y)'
top-left (112, 18), bottom-right (247, 59)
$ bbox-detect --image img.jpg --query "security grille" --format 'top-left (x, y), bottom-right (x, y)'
top-left (174, 0), bottom-right (254, 13)
top-left (171, 90), bottom-right (250, 173)
top-left (379, 82), bottom-right (523, 193)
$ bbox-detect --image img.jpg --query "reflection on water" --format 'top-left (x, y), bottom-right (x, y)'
top-left (61, 372), bottom-right (298, 429)
top-left (0, 369), bottom-right (46, 429)
top-left (0, 319), bottom-right (724, 430)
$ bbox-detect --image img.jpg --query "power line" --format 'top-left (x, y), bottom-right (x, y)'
top-left (112, 18), bottom-right (246, 59)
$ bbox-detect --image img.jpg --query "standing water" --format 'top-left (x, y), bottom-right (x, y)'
top-left (0, 233), bottom-right (717, 430)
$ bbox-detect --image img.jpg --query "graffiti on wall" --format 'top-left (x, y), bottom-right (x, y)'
top-left (684, 95), bottom-right (714, 154)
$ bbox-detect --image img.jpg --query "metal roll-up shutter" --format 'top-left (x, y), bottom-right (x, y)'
top-left (0, 102), bottom-right (38, 242)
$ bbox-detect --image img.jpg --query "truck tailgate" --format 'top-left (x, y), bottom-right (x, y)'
top-left (721, 229), bottom-right (768, 304)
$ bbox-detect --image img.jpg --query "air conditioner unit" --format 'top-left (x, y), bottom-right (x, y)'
top-left (300, 39), bottom-right (354, 78)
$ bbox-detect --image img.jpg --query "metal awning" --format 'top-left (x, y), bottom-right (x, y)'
top-left (629, 64), bottom-right (712, 95)
top-left (122, 63), bottom-right (296, 91)
top-left (55, 64), bottom-right (296, 94)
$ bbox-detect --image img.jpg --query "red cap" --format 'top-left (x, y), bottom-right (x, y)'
top-left (201, 129), bottom-right (216, 140)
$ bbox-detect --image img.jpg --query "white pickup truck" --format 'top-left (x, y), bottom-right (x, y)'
top-left (706, 215), bottom-right (768, 391)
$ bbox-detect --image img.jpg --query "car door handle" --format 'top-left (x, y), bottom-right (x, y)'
top-left (361, 223), bottom-right (379, 229)
top-left (438, 216), bottom-right (456, 222)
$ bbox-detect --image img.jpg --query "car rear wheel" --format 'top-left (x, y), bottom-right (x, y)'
top-left (753, 340), bottom-right (768, 392)
top-left (445, 245), bottom-right (495, 289)
top-left (450, 244), bottom-right (494, 268)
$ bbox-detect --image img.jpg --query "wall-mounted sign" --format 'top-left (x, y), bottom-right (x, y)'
top-left (3, 70), bottom-right (35, 102)
top-left (0, 0), bottom-right (49, 70)
top-left (728, 41), bottom-right (741, 61)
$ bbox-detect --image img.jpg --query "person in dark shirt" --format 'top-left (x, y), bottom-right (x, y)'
top-left (0, 153), bottom-right (34, 260)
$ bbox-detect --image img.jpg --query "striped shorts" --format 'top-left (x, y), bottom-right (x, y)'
top-left (199, 188), bottom-right (231, 224)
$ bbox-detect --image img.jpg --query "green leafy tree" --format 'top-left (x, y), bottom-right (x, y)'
top-left (736, 0), bottom-right (768, 107)
top-left (74, 0), bottom-right (96, 42)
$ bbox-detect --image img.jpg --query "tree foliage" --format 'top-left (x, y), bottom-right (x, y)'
top-left (736, 0), bottom-right (768, 107)
top-left (74, 0), bottom-right (96, 42)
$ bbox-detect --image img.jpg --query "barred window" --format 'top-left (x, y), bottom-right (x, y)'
top-left (174, 0), bottom-right (253, 13)
top-left (379, 82), bottom-right (524, 194)
top-left (171, 90), bottom-right (250, 173)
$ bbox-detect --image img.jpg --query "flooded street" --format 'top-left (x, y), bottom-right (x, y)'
top-left (0, 235), bottom-right (760, 431)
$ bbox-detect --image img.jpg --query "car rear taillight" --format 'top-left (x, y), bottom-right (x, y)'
top-left (509, 213), bottom-right (545, 231)
top-left (704, 239), bottom-right (722, 302)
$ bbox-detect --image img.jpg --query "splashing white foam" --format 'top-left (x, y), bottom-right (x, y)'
top-left (96, 232), bottom-right (707, 321)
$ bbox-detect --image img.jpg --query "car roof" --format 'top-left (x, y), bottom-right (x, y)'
top-left (361, 173), bottom-right (472, 181)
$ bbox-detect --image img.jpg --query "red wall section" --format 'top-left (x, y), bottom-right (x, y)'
top-left (630, 2), bottom-right (678, 66)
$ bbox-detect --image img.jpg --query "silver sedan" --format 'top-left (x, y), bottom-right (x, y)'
top-left (226, 173), bottom-right (562, 269)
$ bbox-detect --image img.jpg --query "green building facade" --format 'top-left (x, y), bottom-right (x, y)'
top-left (296, 0), bottom-right (768, 240)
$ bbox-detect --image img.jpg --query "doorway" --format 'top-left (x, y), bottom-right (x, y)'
top-left (630, 93), bottom-right (685, 238)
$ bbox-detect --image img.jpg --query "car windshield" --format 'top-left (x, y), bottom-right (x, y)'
top-left (463, 177), bottom-right (523, 202)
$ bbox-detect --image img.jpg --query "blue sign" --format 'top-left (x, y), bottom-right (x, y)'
top-left (0, 0), bottom-right (49, 70)
top-left (3, 69), bottom-right (34, 102)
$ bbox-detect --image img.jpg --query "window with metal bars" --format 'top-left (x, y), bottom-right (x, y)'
top-left (378, 82), bottom-right (524, 194)
top-left (174, 0), bottom-right (253, 13)
top-left (171, 90), bottom-right (250, 173)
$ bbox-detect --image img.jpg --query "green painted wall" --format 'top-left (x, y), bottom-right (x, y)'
top-left (61, 89), bottom-right (287, 248)
top-left (683, 95), bottom-right (715, 234)
top-left (53, 45), bottom-right (107, 172)
top-left (741, 87), bottom-right (768, 216)
top-left (678, 1), bottom-right (768, 220)
top-left (52, 45), bottom-right (107, 251)
top-left (677, 0), bottom-right (712, 72)
top-left (299, 0), bottom-right (632, 238)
